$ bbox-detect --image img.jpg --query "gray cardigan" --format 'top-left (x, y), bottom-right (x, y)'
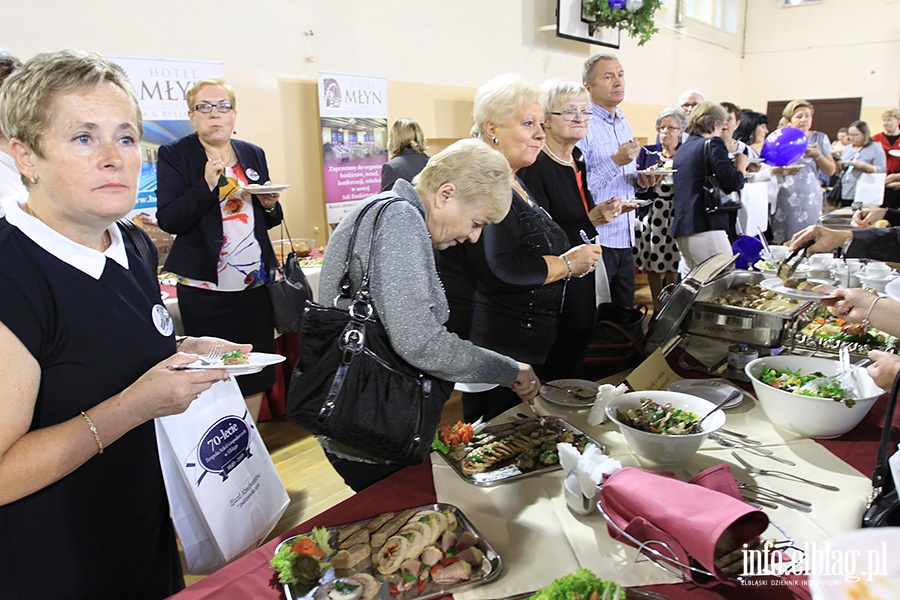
top-left (318, 180), bottom-right (519, 386)
top-left (840, 143), bottom-right (887, 200)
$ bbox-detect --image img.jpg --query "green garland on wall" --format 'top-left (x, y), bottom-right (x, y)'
top-left (582, 0), bottom-right (663, 46)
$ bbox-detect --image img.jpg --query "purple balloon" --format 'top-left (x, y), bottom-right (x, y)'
top-left (731, 235), bottom-right (763, 270)
top-left (609, 0), bottom-right (627, 9)
top-left (760, 126), bottom-right (808, 167)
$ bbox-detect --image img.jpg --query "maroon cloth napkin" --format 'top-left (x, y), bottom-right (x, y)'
top-left (600, 466), bottom-right (769, 584)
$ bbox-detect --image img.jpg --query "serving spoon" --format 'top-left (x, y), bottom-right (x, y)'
top-left (696, 390), bottom-right (741, 430)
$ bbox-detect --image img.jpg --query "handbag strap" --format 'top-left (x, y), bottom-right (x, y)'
top-left (703, 138), bottom-right (714, 177)
top-left (336, 197), bottom-right (406, 316)
top-left (872, 371), bottom-right (900, 490)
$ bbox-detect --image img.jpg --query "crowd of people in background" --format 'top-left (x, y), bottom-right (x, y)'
top-left (3, 46), bottom-right (900, 595)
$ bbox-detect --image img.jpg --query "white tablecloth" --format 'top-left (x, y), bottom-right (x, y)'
top-left (434, 393), bottom-right (871, 599)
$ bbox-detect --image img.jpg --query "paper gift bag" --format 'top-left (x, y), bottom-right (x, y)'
top-left (156, 377), bottom-right (289, 574)
top-left (737, 182), bottom-right (768, 236)
top-left (855, 173), bottom-right (886, 207)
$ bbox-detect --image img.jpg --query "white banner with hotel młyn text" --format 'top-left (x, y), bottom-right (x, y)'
top-left (317, 71), bottom-right (388, 225)
top-left (107, 55), bottom-right (223, 265)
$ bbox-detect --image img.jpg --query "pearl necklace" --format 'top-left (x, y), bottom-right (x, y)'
top-left (543, 144), bottom-right (574, 166)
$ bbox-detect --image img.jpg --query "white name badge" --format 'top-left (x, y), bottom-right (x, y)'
top-left (152, 304), bottom-right (174, 337)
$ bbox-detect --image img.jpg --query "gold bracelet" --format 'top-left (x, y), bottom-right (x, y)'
top-left (81, 411), bottom-right (104, 455)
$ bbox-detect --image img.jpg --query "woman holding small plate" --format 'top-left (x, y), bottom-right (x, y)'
top-left (157, 77), bottom-right (284, 420)
top-left (633, 107), bottom-right (686, 311)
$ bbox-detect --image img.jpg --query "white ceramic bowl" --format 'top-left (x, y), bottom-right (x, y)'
top-left (744, 355), bottom-right (883, 439)
top-left (605, 391), bottom-right (725, 465)
top-left (768, 245), bottom-right (790, 262)
top-left (858, 274), bottom-right (896, 294)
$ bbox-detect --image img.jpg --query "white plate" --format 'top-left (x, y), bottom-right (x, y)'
top-left (240, 184), bottom-right (290, 194)
top-left (808, 527), bottom-right (900, 600)
top-left (183, 352), bottom-right (286, 376)
top-left (889, 149), bottom-right (900, 158)
top-left (539, 378), bottom-right (599, 407)
top-left (636, 169), bottom-right (676, 175)
top-left (761, 277), bottom-right (834, 301)
top-left (621, 199), bottom-right (652, 209)
top-left (886, 278), bottom-right (900, 301)
top-left (666, 379), bottom-right (744, 409)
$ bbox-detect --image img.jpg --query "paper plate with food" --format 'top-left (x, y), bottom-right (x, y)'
top-left (270, 503), bottom-right (502, 600)
top-left (760, 277), bottom-right (835, 301)
top-left (240, 183), bottom-right (290, 194)
top-left (182, 350), bottom-right (286, 375)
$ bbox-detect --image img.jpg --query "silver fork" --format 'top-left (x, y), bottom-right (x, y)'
top-left (198, 344), bottom-right (224, 365)
top-left (732, 452), bottom-right (840, 491)
top-left (711, 435), bottom-right (797, 466)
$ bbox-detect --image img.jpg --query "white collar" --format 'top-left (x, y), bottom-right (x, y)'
top-left (2, 197), bottom-right (129, 279)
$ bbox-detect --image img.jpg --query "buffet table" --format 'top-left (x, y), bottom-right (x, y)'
top-left (170, 384), bottom-right (900, 600)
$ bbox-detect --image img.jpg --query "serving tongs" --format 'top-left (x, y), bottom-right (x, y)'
top-left (776, 240), bottom-right (814, 283)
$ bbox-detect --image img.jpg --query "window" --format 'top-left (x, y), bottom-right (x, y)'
top-left (684, 0), bottom-right (740, 33)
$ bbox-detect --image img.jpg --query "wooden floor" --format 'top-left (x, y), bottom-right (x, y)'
top-left (182, 272), bottom-right (652, 587)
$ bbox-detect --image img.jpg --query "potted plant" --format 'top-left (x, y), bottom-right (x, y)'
top-left (581, 0), bottom-right (663, 46)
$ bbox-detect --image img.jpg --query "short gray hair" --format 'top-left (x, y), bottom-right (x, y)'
top-left (656, 107), bottom-right (688, 131)
top-left (472, 74), bottom-right (541, 138)
top-left (0, 49), bottom-right (141, 160)
top-left (582, 53), bottom-right (619, 85)
top-left (414, 138), bottom-right (512, 223)
top-left (678, 89), bottom-right (705, 105)
top-left (540, 78), bottom-right (591, 120)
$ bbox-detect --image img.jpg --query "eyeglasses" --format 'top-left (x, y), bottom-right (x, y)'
top-left (193, 102), bottom-right (234, 114)
top-left (550, 109), bottom-right (593, 121)
top-left (657, 125), bottom-right (682, 132)
top-left (680, 102), bottom-right (698, 109)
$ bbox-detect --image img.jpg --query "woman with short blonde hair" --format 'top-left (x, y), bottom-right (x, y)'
top-left (875, 108), bottom-right (900, 208)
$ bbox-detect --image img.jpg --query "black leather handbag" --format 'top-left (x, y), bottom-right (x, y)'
top-left (266, 220), bottom-right (313, 334)
top-left (862, 372), bottom-right (900, 527)
top-left (286, 198), bottom-right (453, 465)
top-left (702, 138), bottom-right (742, 215)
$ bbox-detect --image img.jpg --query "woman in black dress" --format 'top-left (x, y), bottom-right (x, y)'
top-left (519, 79), bottom-right (618, 379)
top-left (438, 74), bottom-right (601, 421)
top-left (0, 50), bottom-right (241, 600)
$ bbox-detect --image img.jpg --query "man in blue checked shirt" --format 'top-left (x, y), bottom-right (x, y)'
top-left (577, 53), bottom-right (641, 308)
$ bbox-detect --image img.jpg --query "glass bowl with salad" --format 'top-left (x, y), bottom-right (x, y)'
top-left (605, 391), bottom-right (725, 465)
top-left (745, 355), bottom-right (883, 439)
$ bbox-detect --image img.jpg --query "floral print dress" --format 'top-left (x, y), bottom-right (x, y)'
top-left (770, 130), bottom-right (830, 244)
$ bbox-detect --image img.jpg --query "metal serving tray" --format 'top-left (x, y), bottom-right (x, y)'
top-left (278, 503), bottom-right (501, 600)
top-left (685, 270), bottom-right (813, 348)
top-left (435, 416), bottom-right (604, 487)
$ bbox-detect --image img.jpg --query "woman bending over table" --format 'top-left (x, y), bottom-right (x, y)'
top-left (0, 50), bottom-right (242, 600)
top-left (156, 77), bottom-right (283, 421)
top-left (315, 139), bottom-right (540, 492)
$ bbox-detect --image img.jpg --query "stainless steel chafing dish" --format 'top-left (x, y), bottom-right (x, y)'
top-left (645, 254), bottom-right (815, 353)
top-left (686, 270), bottom-right (813, 348)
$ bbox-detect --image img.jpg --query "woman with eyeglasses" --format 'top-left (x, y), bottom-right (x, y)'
top-left (837, 120), bottom-right (886, 207)
top-left (632, 107), bottom-right (687, 311)
top-left (157, 77), bottom-right (283, 421)
top-left (519, 79), bottom-right (618, 379)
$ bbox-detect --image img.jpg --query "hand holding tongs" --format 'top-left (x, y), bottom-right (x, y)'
top-left (776, 240), bottom-right (814, 282)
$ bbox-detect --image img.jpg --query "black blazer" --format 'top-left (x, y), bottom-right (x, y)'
top-left (156, 133), bottom-right (283, 283)
top-left (671, 135), bottom-right (744, 238)
top-left (381, 149), bottom-right (429, 192)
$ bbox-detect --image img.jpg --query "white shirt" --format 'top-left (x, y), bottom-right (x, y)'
top-left (1, 196), bottom-right (128, 279)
